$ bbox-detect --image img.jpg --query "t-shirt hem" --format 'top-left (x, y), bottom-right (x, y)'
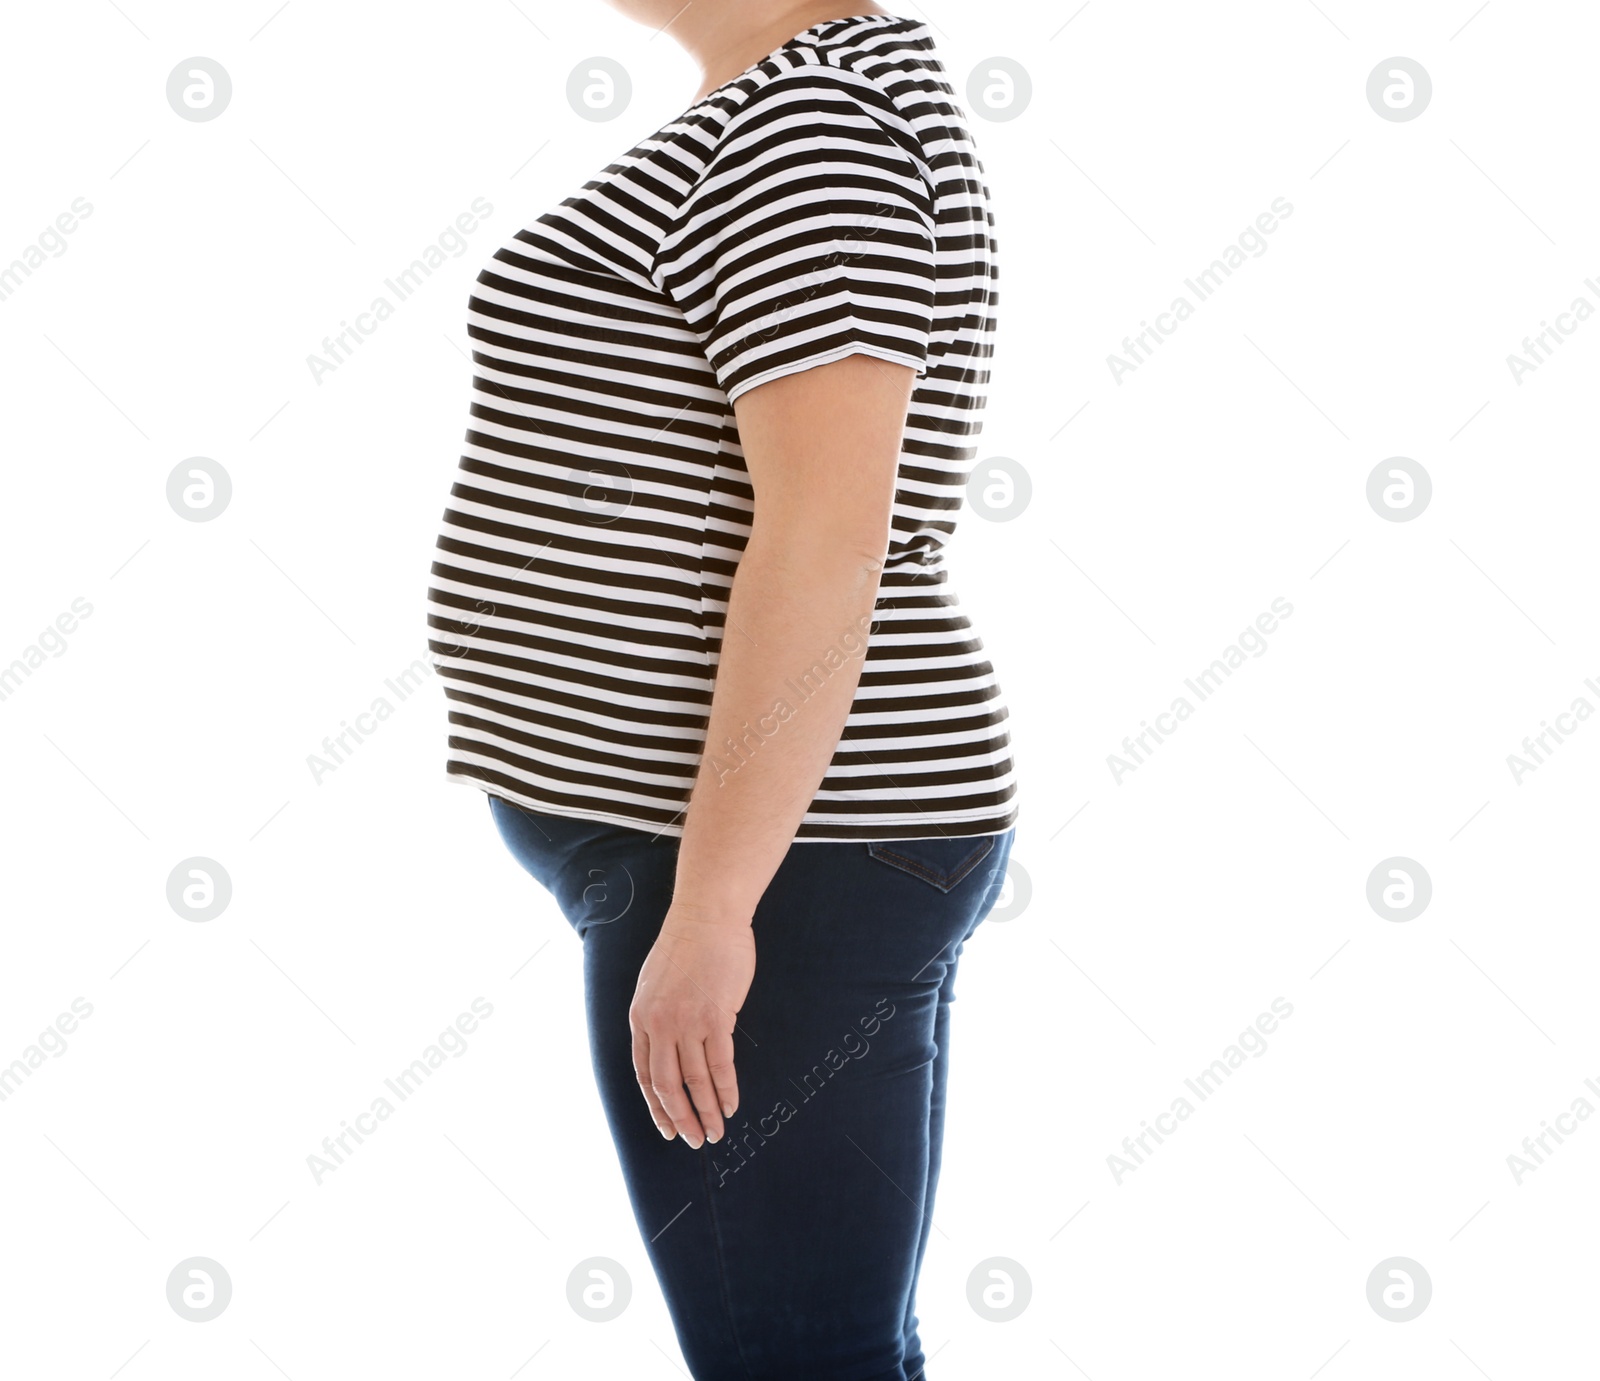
top-left (450, 769), bottom-right (1016, 843)
top-left (724, 342), bottom-right (930, 406)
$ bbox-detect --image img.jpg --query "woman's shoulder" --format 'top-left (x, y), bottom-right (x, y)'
top-left (692, 19), bottom-right (941, 136)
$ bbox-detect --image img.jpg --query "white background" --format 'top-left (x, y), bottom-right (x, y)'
top-left (2, 0), bottom-right (1597, 1376)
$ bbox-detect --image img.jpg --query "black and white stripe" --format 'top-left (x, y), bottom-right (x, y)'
top-left (428, 14), bottom-right (1018, 841)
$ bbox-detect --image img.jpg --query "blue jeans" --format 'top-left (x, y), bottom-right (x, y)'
top-left (487, 794), bottom-right (1015, 1381)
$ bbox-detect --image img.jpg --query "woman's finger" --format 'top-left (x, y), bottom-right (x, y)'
top-left (630, 1024), bottom-right (676, 1140)
top-left (703, 1029), bottom-right (739, 1122)
top-left (677, 1039), bottom-right (725, 1144)
top-left (649, 1033), bottom-right (705, 1148)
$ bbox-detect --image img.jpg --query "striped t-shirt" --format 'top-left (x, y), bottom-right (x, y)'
top-left (427, 12), bottom-right (1018, 842)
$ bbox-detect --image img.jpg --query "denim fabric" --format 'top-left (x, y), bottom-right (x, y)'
top-left (487, 793), bottom-right (1015, 1381)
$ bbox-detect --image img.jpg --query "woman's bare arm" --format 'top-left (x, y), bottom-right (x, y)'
top-left (628, 352), bottom-right (915, 1148)
top-left (673, 352), bottom-right (913, 920)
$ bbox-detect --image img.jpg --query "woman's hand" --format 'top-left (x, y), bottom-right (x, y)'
top-left (629, 909), bottom-right (755, 1148)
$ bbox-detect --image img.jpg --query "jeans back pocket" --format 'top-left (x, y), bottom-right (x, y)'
top-left (865, 834), bottom-right (997, 893)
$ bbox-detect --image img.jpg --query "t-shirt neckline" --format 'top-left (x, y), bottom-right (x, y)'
top-left (672, 12), bottom-right (923, 121)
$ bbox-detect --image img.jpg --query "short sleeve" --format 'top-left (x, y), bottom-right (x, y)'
top-left (653, 70), bottom-right (939, 405)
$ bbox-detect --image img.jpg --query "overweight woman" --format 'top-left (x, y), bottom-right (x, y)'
top-left (427, 4), bottom-right (1020, 1376)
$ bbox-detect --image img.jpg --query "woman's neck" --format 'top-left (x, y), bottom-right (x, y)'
top-left (677, 2), bottom-right (894, 101)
